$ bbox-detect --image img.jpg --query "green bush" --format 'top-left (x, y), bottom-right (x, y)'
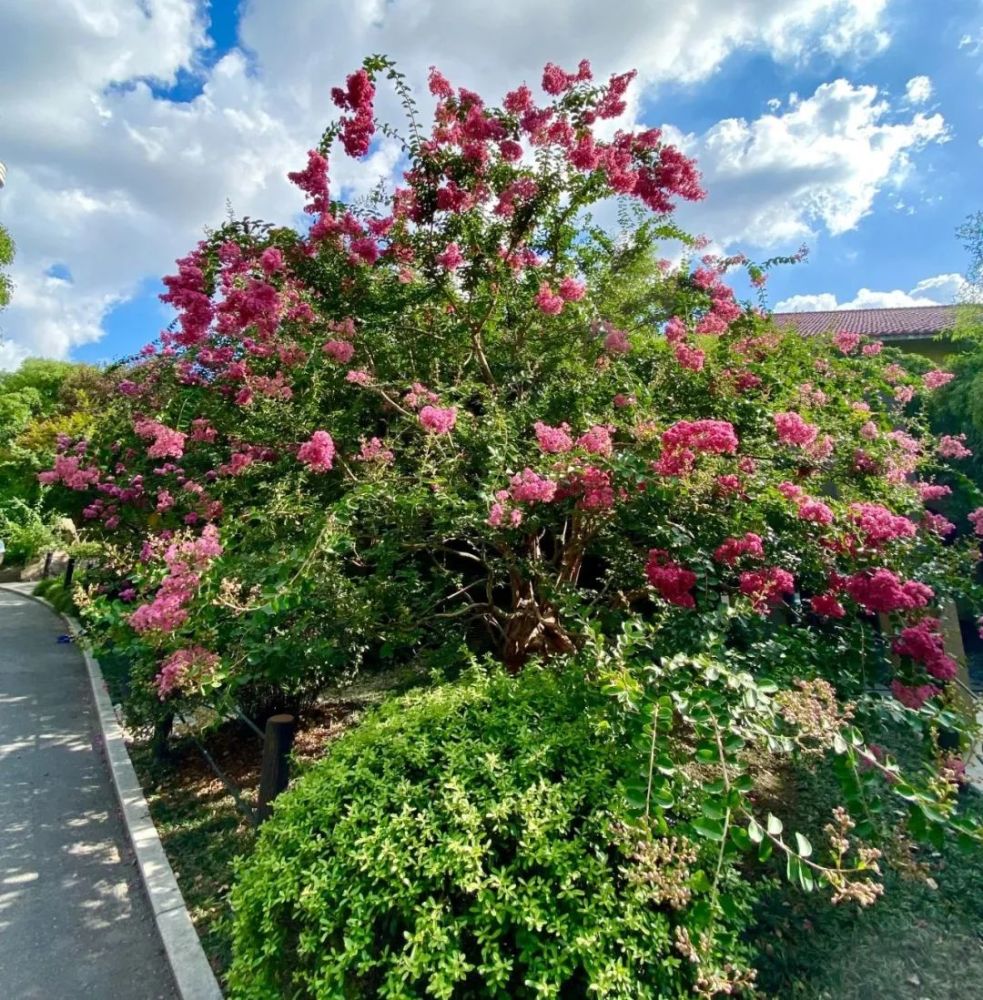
top-left (228, 667), bottom-right (755, 999)
top-left (0, 499), bottom-right (55, 565)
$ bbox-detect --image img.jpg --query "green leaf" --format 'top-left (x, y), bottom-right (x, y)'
top-left (832, 732), bottom-right (848, 755)
top-left (688, 869), bottom-right (712, 893)
top-left (767, 813), bottom-right (783, 836)
top-left (794, 832), bottom-right (813, 858)
top-left (747, 818), bottom-right (764, 844)
top-left (691, 818), bottom-right (725, 842)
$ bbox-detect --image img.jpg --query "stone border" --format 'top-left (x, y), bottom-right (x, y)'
top-left (1, 585), bottom-right (224, 1000)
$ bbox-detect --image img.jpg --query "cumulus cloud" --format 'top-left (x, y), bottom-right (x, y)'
top-left (665, 79), bottom-right (948, 247)
top-left (0, 0), bottom-right (900, 366)
top-left (775, 273), bottom-right (967, 312)
top-left (904, 75), bottom-right (933, 104)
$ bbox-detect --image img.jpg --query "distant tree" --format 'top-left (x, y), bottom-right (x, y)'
top-left (0, 221), bottom-right (12, 312)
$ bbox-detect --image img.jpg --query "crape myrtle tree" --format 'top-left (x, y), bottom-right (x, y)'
top-left (44, 57), bottom-right (983, 923)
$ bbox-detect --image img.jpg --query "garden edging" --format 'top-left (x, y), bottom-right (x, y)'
top-left (1, 584), bottom-right (224, 1000)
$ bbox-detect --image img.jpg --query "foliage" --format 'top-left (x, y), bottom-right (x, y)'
top-left (0, 221), bottom-right (12, 312)
top-left (38, 54), bottom-right (983, 993)
top-left (229, 665), bottom-right (758, 999)
top-left (0, 359), bottom-right (104, 563)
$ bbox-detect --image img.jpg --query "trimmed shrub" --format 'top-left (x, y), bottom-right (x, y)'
top-left (228, 667), bottom-right (755, 999)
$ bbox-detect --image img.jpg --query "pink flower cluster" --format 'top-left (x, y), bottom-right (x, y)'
top-left (297, 430), bottom-right (336, 472)
top-left (969, 508), bottom-right (983, 536)
top-left (848, 503), bottom-right (917, 547)
top-left (155, 646), bottom-right (220, 700)
top-left (833, 331), bottom-right (861, 354)
top-left (892, 618), bottom-right (958, 681)
top-left (134, 419), bottom-right (187, 460)
top-left (653, 419), bottom-right (739, 477)
top-left (38, 454), bottom-right (101, 490)
top-left (774, 411), bottom-right (819, 448)
top-left (798, 499), bottom-right (835, 526)
top-left (357, 437), bottom-right (394, 464)
top-left (713, 532), bottom-right (764, 566)
top-left (534, 421), bottom-right (574, 453)
top-left (890, 679), bottom-right (940, 711)
top-left (332, 67), bottom-right (376, 158)
top-left (673, 342), bottom-right (705, 371)
top-left (419, 405), bottom-right (458, 434)
top-left (576, 424), bottom-right (614, 457)
top-left (843, 568), bottom-right (933, 614)
top-left (645, 549), bottom-right (697, 608)
top-left (810, 593), bottom-right (846, 618)
top-left (534, 278), bottom-right (584, 314)
top-left (509, 468), bottom-right (557, 503)
top-left (129, 526), bottom-right (222, 634)
top-left (922, 512), bottom-right (956, 537)
top-left (922, 370), bottom-right (954, 390)
top-left (739, 567), bottom-right (795, 613)
top-left (938, 434), bottom-right (972, 460)
top-left (916, 482), bottom-right (951, 502)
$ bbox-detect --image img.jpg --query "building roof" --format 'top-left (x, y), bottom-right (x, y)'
top-left (773, 304), bottom-right (958, 340)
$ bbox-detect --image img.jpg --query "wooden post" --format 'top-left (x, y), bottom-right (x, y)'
top-left (63, 556), bottom-right (75, 589)
top-left (42, 551), bottom-right (52, 579)
top-left (256, 714), bottom-right (295, 823)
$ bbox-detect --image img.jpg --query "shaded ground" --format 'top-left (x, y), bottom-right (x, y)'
top-left (0, 587), bottom-right (177, 999)
top-left (129, 703), bottom-right (362, 979)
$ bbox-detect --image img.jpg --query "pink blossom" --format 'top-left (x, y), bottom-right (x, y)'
top-left (844, 569), bottom-right (933, 614)
top-left (938, 434), bottom-right (972, 459)
top-left (558, 276), bottom-right (586, 301)
top-left (346, 370), bottom-right (371, 385)
top-left (357, 437), bottom-right (394, 464)
top-left (155, 646), bottom-right (220, 700)
top-left (890, 679), bottom-right (940, 711)
top-left (739, 567), bottom-right (795, 613)
top-left (969, 507), bottom-right (983, 537)
top-left (661, 419), bottom-right (739, 456)
top-left (810, 593), bottom-right (845, 618)
top-left (576, 424), bottom-right (614, 457)
top-left (922, 370), bottom-right (954, 390)
top-left (848, 503), bottom-right (917, 547)
top-left (714, 533), bottom-right (765, 566)
top-left (645, 549), bottom-right (697, 608)
top-left (535, 282), bottom-right (565, 315)
top-left (134, 419), bottom-right (187, 460)
top-left (893, 618), bottom-right (958, 681)
top-left (436, 242), bottom-right (465, 270)
top-left (509, 468), bottom-right (556, 503)
top-left (834, 331), bottom-right (861, 354)
top-left (323, 339), bottom-right (355, 363)
top-left (603, 327), bottom-right (631, 354)
top-left (715, 474), bottom-right (743, 495)
top-left (798, 499), bottom-right (834, 525)
top-left (297, 430), bottom-right (336, 472)
top-left (576, 466), bottom-right (615, 509)
top-left (674, 342), bottom-right (705, 371)
top-left (613, 393), bottom-right (636, 408)
top-left (664, 316), bottom-right (687, 344)
top-left (774, 411), bottom-right (819, 448)
top-left (894, 385), bottom-right (915, 405)
top-left (534, 421), bottom-right (574, 453)
top-left (923, 512), bottom-right (956, 537)
top-left (916, 482), bottom-right (952, 502)
top-left (419, 405), bottom-right (458, 434)
top-left (862, 342), bottom-right (883, 357)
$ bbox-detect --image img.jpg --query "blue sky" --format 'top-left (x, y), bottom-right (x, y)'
top-left (1, 0), bottom-right (980, 369)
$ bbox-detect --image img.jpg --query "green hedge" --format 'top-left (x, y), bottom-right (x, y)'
top-left (228, 667), bottom-right (754, 998)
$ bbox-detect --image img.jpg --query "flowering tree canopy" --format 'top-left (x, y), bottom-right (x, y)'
top-left (43, 58), bottom-right (983, 940)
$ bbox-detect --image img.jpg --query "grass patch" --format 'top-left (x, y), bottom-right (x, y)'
top-left (33, 576), bottom-right (79, 616)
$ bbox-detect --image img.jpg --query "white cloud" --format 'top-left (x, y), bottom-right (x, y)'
top-left (775, 272), bottom-right (967, 312)
top-left (0, 0), bottom-right (898, 366)
top-left (665, 79), bottom-right (948, 247)
top-left (904, 75), bottom-right (933, 104)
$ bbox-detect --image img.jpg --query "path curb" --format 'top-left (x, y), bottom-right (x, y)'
top-left (1, 585), bottom-right (224, 1000)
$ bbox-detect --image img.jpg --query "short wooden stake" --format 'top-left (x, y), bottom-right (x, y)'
top-left (42, 551), bottom-right (53, 579)
top-left (257, 714), bottom-right (295, 823)
top-left (63, 556), bottom-right (75, 588)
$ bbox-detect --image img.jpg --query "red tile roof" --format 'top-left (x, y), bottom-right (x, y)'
top-left (773, 305), bottom-right (957, 339)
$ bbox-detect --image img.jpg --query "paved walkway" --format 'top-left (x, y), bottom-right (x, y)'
top-left (0, 588), bottom-right (177, 999)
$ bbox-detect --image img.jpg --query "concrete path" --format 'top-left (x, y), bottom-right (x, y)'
top-left (0, 588), bottom-right (177, 999)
